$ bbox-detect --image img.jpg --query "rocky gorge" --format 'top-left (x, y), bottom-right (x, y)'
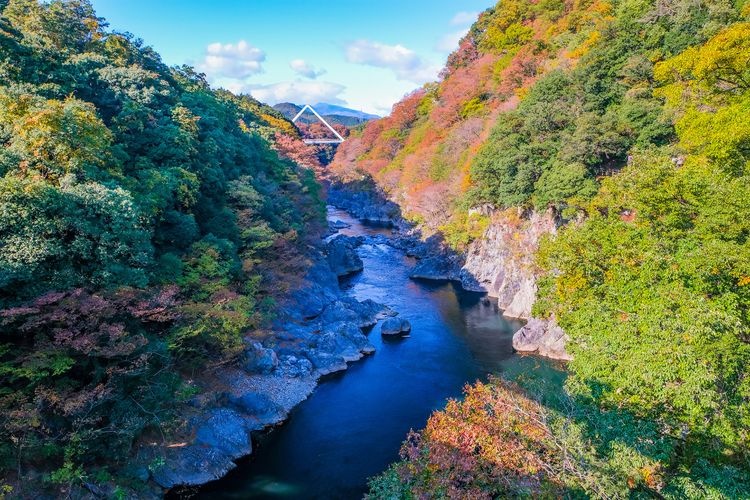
top-left (148, 182), bottom-right (570, 495)
top-left (327, 183), bottom-right (572, 361)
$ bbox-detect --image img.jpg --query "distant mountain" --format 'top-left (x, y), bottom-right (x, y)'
top-left (273, 102), bottom-right (379, 128)
top-left (312, 103), bottom-right (380, 121)
top-left (273, 102), bottom-right (304, 119)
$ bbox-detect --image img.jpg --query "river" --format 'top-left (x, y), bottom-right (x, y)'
top-left (198, 207), bottom-right (560, 499)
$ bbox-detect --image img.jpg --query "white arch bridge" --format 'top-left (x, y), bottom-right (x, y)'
top-left (291, 104), bottom-right (345, 144)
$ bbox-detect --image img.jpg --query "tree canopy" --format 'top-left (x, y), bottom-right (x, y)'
top-left (0, 0), bottom-right (323, 491)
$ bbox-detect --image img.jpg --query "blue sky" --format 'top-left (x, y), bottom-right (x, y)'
top-left (90, 0), bottom-right (494, 115)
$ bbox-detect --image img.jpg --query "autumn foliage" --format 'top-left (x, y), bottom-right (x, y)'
top-left (352, 0), bottom-right (750, 497)
top-left (329, 0), bottom-right (612, 241)
top-left (370, 381), bottom-right (565, 499)
top-left (0, 0), bottom-right (325, 491)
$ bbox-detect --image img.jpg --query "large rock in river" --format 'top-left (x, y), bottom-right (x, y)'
top-left (409, 256), bottom-right (457, 281)
top-left (381, 317), bottom-right (412, 336)
top-left (326, 235), bottom-right (363, 277)
top-left (228, 392), bottom-right (286, 426)
top-left (512, 318), bottom-right (572, 361)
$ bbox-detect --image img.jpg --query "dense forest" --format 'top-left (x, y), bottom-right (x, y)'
top-left (2, 0), bottom-right (749, 497)
top-left (0, 0), bottom-right (324, 494)
top-left (330, 0), bottom-right (750, 497)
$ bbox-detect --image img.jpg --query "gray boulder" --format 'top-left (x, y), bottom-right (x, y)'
top-left (194, 408), bottom-right (252, 457)
top-left (229, 392), bottom-right (286, 426)
top-left (381, 317), bottom-right (412, 336)
top-left (318, 298), bottom-right (387, 328)
top-left (304, 349), bottom-right (348, 376)
top-left (276, 355), bottom-right (314, 378)
top-left (150, 445), bottom-right (237, 488)
top-left (315, 321), bottom-right (375, 360)
top-left (512, 318), bottom-right (572, 361)
top-left (330, 219), bottom-right (351, 229)
top-left (244, 341), bottom-right (278, 374)
top-left (326, 236), bottom-right (363, 277)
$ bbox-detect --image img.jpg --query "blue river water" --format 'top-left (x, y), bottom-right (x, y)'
top-left (198, 207), bottom-right (557, 499)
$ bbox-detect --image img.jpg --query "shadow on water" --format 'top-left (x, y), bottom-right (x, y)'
top-left (196, 207), bottom-right (561, 499)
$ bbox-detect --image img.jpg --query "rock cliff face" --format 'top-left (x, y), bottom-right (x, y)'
top-left (458, 209), bottom-right (571, 361)
top-left (512, 318), bottom-right (572, 361)
top-left (326, 235), bottom-right (364, 276)
top-left (461, 209), bottom-right (556, 320)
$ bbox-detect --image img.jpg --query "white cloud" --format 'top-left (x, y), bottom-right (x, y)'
top-left (243, 80), bottom-right (347, 105)
top-left (289, 59), bottom-right (326, 79)
top-left (199, 40), bottom-right (265, 79)
top-left (436, 28), bottom-right (470, 52)
top-left (450, 11), bottom-right (478, 26)
top-left (344, 39), bottom-right (440, 84)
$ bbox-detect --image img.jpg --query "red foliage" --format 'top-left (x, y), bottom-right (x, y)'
top-left (431, 54), bottom-right (496, 129)
top-left (0, 287), bottom-right (179, 461)
top-left (499, 46), bottom-right (544, 96)
top-left (273, 132), bottom-right (321, 167)
top-left (387, 89), bottom-right (425, 132)
top-left (442, 36), bottom-right (480, 78)
top-left (297, 121), bottom-right (349, 141)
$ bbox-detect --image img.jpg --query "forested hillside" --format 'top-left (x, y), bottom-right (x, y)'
top-left (341, 0), bottom-right (750, 496)
top-left (0, 0), bottom-right (323, 493)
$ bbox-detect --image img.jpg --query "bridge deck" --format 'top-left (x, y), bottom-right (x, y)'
top-left (303, 139), bottom-right (344, 144)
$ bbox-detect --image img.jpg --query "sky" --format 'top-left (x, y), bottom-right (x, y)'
top-left (89, 0), bottom-right (494, 115)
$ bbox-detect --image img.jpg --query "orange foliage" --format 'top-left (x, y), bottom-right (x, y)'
top-left (260, 113), bottom-right (297, 136)
top-left (389, 380), bottom-right (565, 498)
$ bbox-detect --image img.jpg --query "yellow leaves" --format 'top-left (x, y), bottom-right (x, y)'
top-left (172, 104), bottom-right (200, 136)
top-left (738, 276), bottom-right (750, 287)
top-left (558, 268), bottom-right (588, 300)
top-left (260, 113), bottom-right (296, 136)
top-left (569, 30), bottom-right (601, 59)
top-left (438, 211), bottom-right (491, 251)
top-left (9, 96), bottom-right (113, 181)
top-left (591, 0), bottom-right (613, 16)
top-left (656, 23), bottom-right (750, 109)
top-left (639, 465), bottom-right (664, 491)
top-left (515, 86), bottom-right (530, 100)
top-left (654, 25), bottom-right (750, 174)
top-left (481, 20), bottom-right (534, 53)
top-left (690, 23), bottom-right (750, 88)
top-left (0, 484), bottom-right (14, 500)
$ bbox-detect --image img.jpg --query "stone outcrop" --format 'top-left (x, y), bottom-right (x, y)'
top-left (461, 209), bottom-right (557, 320)
top-left (329, 219), bottom-right (351, 230)
top-left (512, 318), bottom-right (572, 361)
top-left (327, 183), bottom-right (400, 225)
top-left (326, 235), bottom-right (364, 277)
top-left (409, 256), bottom-right (456, 280)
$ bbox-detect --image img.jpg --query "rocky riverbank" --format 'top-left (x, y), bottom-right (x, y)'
top-left (138, 226), bottom-right (396, 492)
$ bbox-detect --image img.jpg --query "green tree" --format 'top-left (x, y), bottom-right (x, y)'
top-left (0, 176), bottom-right (153, 303)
